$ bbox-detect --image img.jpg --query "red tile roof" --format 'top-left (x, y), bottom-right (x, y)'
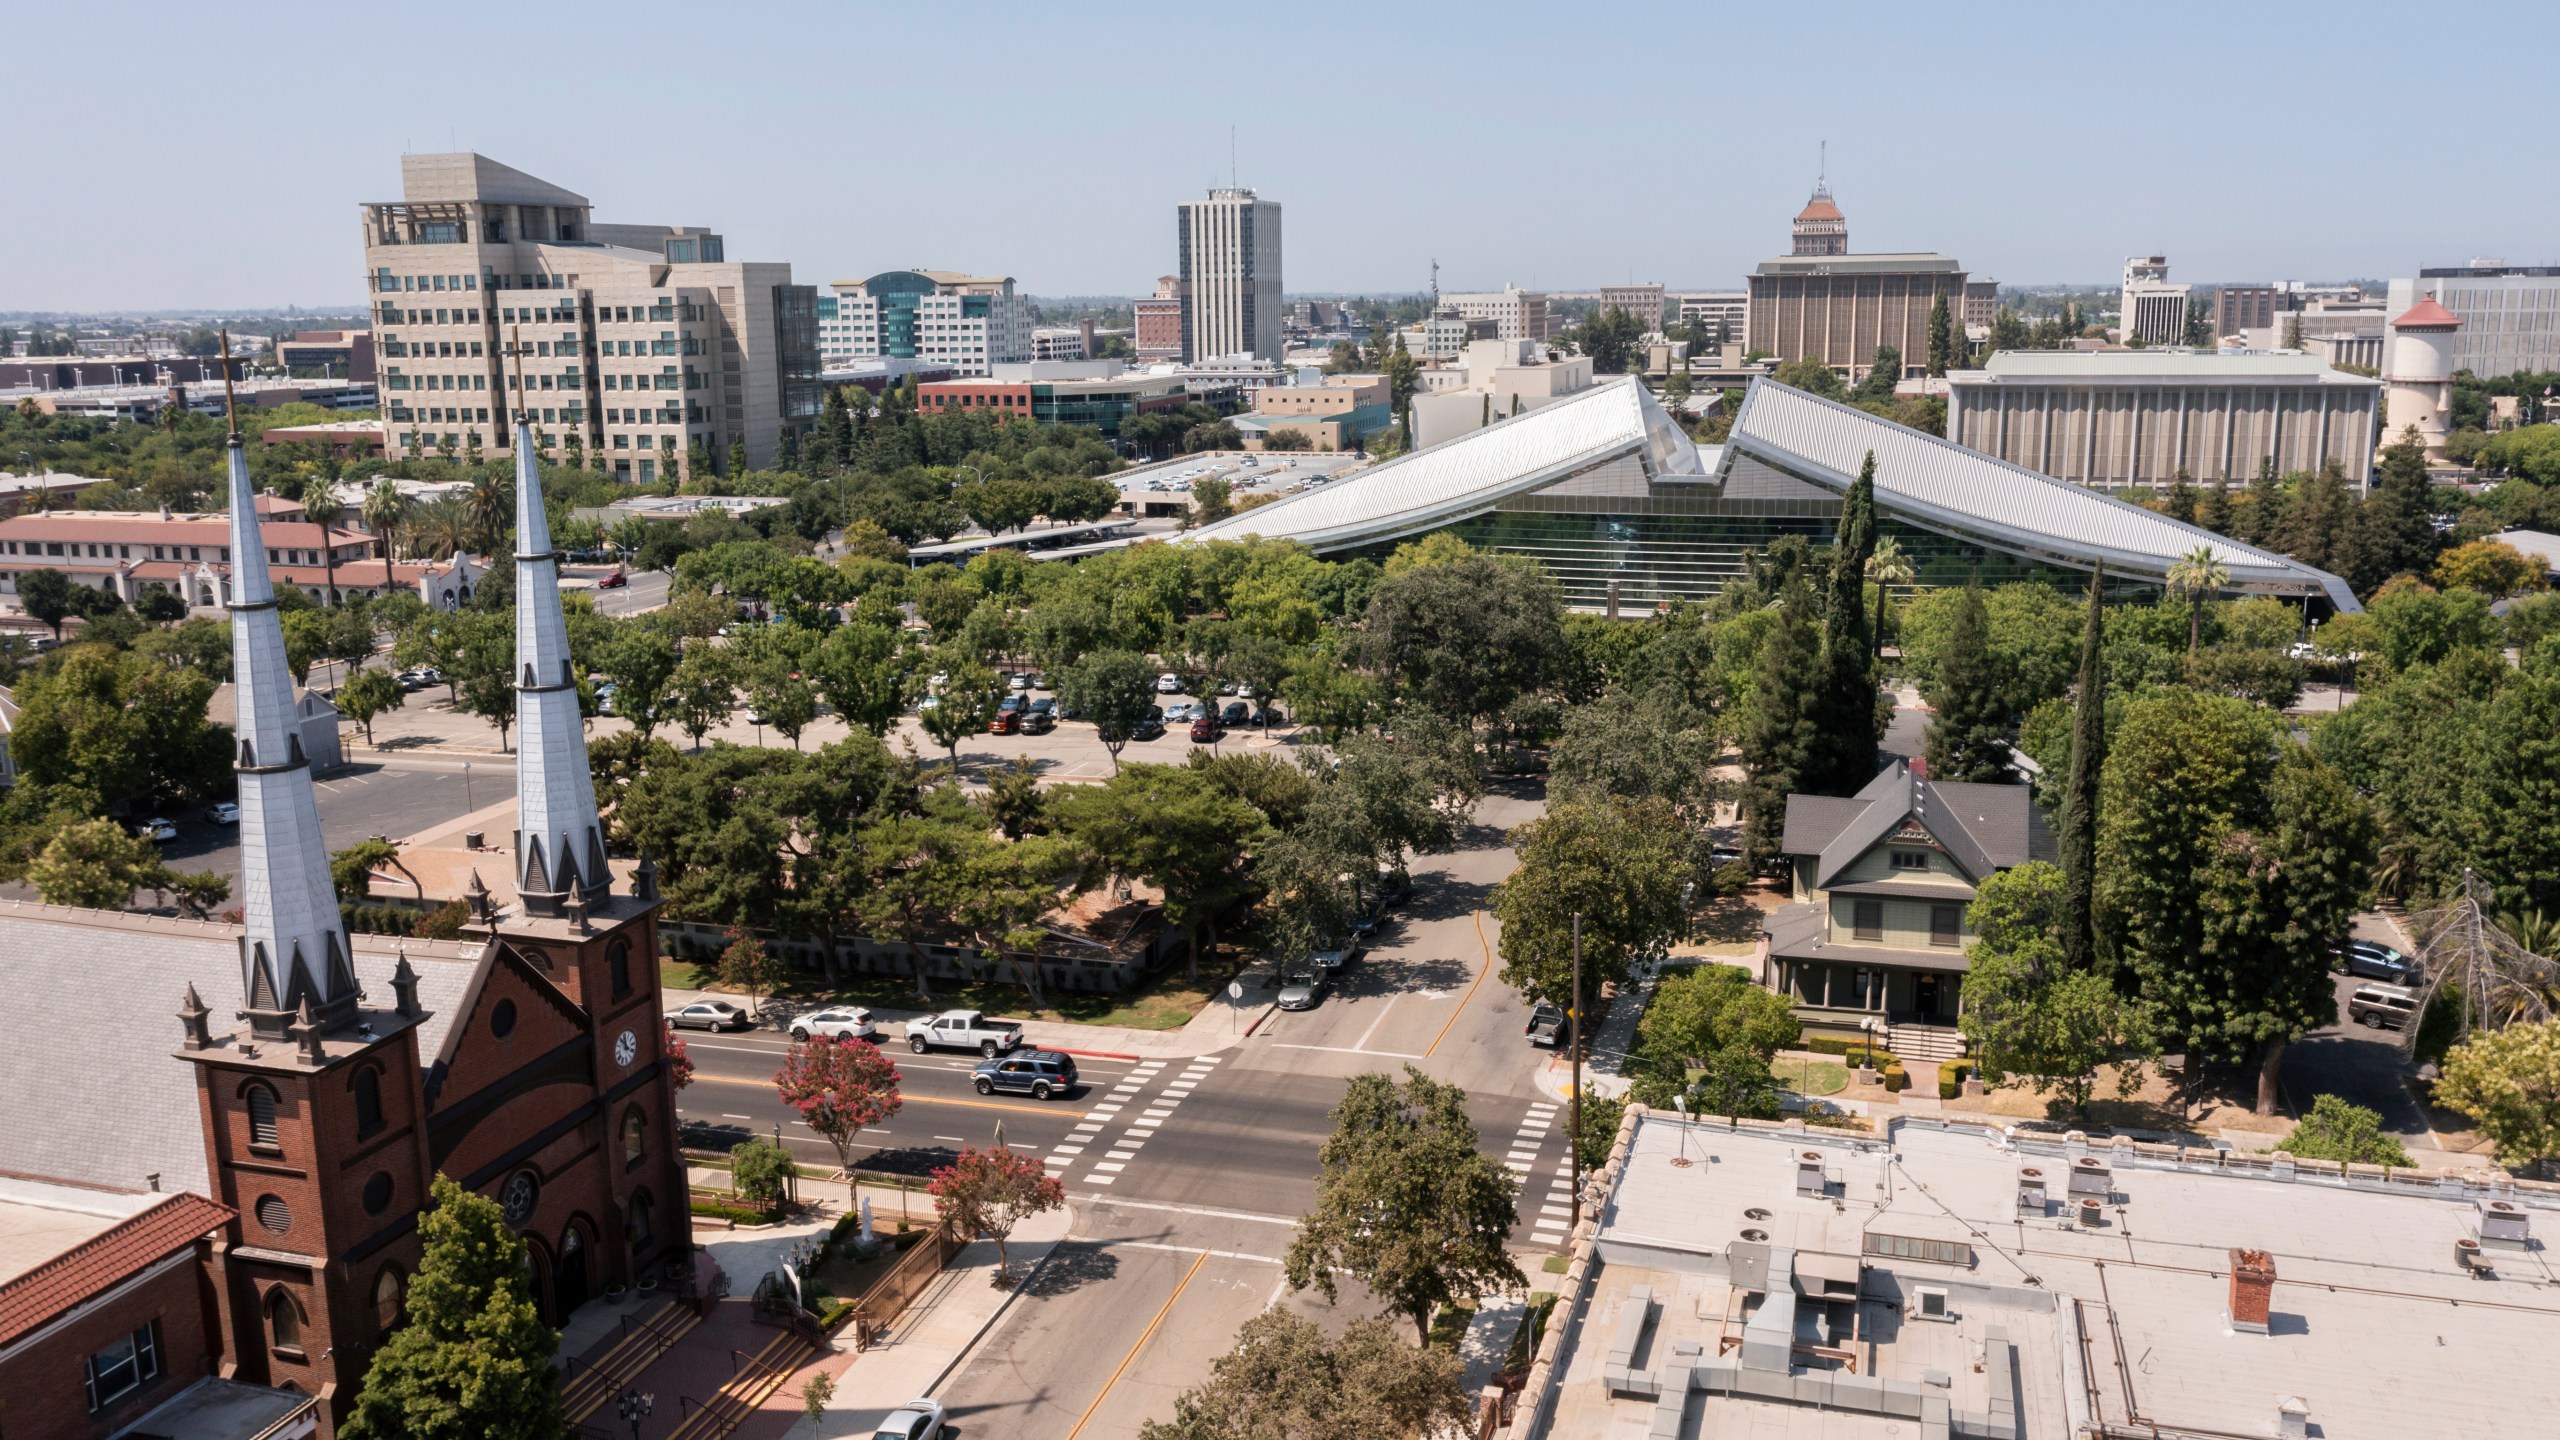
top-left (1796, 197), bottom-right (1845, 222)
top-left (0, 1193), bottom-right (232, 1347)
top-left (2393, 297), bottom-right (2460, 330)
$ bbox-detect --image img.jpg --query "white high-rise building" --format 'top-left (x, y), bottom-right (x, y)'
top-left (2119, 255), bottom-right (2190, 346)
top-left (818, 270), bottom-right (1032, 377)
top-left (1442, 285), bottom-right (1550, 343)
top-left (1178, 188), bottom-right (1283, 362)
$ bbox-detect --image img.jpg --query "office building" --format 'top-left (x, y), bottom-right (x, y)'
top-left (2382, 297), bottom-right (2462, 457)
top-left (1177, 188), bottom-right (1283, 361)
top-left (1031, 323), bottom-right (1096, 362)
top-left (273, 329), bottom-right (376, 382)
top-left (1961, 279), bottom-right (1999, 329)
top-left (361, 152), bottom-right (820, 479)
top-left (1945, 350), bottom-right (2381, 489)
top-left (2215, 283), bottom-right (2283, 338)
top-left (1749, 184), bottom-right (1964, 381)
top-left (1676, 291), bottom-right (1748, 347)
top-left (1246, 373), bottom-right (1394, 451)
top-left (1443, 285), bottom-right (1551, 343)
top-left (1599, 283), bottom-right (1668, 332)
top-left (1520, 1104), bottom-right (2559, 1440)
top-left (1182, 376), bottom-right (2355, 613)
top-left (818, 269), bottom-right (1032, 377)
top-left (1133, 275), bottom-right (1185, 361)
top-left (1398, 312), bottom-right (1470, 360)
top-left (2387, 265), bottom-right (2560, 377)
top-left (915, 363), bottom-right (1186, 438)
top-left (0, 429), bottom-right (691, 1437)
top-left (1409, 339), bottom-right (1596, 449)
top-left (2120, 255), bottom-right (2190, 345)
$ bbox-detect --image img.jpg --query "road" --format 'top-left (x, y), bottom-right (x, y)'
top-left (2279, 913), bottom-right (2440, 1145)
top-left (912, 778), bottom-right (1566, 1438)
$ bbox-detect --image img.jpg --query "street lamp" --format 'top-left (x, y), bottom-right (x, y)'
top-left (461, 759), bottom-right (474, 814)
top-left (1680, 880), bottom-right (1697, 944)
top-left (1859, 1015), bottom-right (1882, 1071)
top-left (616, 1389), bottom-right (654, 1440)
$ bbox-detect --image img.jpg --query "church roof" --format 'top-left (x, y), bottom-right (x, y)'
top-left (2391, 297), bottom-right (2460, 330)
top-left (0, 905), bottom-right (480, 1196)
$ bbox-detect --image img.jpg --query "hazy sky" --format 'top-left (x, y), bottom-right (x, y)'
top-left (7, 1), bottom-right (2551, 311)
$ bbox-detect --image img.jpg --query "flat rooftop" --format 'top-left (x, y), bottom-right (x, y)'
top-left (1537, 1113), bottom-right (2560, 1440)
top-left (0, 1179), bottom-right (159, 1288)
top-left (1958, 349), bottom-right (2379, 384)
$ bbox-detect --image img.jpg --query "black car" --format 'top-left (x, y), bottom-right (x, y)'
top-left (2337, 941), bottom-right (2420, 986)
top-left (1019, 698), bottom-right (1058, 735)
top-left (1131, 709), bottom-right (1167, 741)
top-left (1220, 700), bottom-right (1250, 726)
top-left (1524, 1004), bottom-right (1567, 1047)
top-left (973, 1050), bottom-right (1079, 1099)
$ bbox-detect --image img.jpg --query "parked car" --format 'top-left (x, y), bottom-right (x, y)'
top-left (130, 817), bottom-right (177, 843)
top-left (2347, 984), bottom-right (2419, 1030)
top-left (1008, 672), bottom-right (1033, 692)
top-left (1215, 679), bottom-right (1239, 696)
top-left (665, 1000), bottom-right (751, 1032)
top-left (903, 1009), bottom-right (1024, 1057)
top-left (2336, 940), bottom-right (2420, 986)
top-left (1161, 700), bottom-right (1196, 723)
top-left (973, 1050), bottom-right (1079, 1099)
top-left (1311, 944), bottom-right (1353, 973)
top-left (1190, 714), bottom-right (1225, 743)
top-left (1245, 703), bottom-right (1281, 727)
top-left (870, 1398), bottom-right (946, 1440)
top-left (789, 1007), bottom-right (878, 1044)
top-left (1018, 705), bottom-right (1056, 735)
top-left (1220, 700), bottom-right (1250, 726)
top-left (1131, 709), bottom-right (1168, 741)
top-left (1348, 908), bottom-right (1382, 942)
top-left (203, 802), bottom-right (241, 826)
top-left (1277, 968), bottom-right (1328, 1011)
top-left (1156, 672), bottom-right (1182, 694)
top-left (989, 695), bottom-right (1024, 734)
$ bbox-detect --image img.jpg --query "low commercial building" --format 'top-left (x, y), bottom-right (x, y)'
top-left (272, 329), bottom-right (376, 382)
top-left (1246, 373), bottom-right (1392, 450)
top-left (0, 503), bottom-right (471, 611)
top-left (1133, 276), bottom-right (1184, 361)
top-left (259, 419), bottom-right (387, 457)
top-left (1442, 285), bottom-right (1550, 342)
top-left (1522, 1107), bottom-right (2560, 1440)
top-left (915, 364), bottom-right (1187, 438)
top-left (1409, 340), bottom-right (1596, 450)
top-left (0, 471), bottom-right (116, 517)
top-left (1768, 761), bottom-right (2050, 1057)
top-left (1676, 291), bottom-right (1748, 348)
top-left (819, 269), bottom-right (1033, 377)
top-left (0, 356), bottom-right (236, 391)
top-left (2389, 264), bottom-right (2560, 377)
top-left (1944, 349), bottom-right (2382, 489)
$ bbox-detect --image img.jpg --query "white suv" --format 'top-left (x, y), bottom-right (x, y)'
top-left (790, 1007), bottom-right (879, 1044)
top-left (1156, 672), bottom-right (1182, 694)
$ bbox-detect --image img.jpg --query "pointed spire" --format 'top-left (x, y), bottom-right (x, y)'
top-left (390, 948), bottom-right (423, 1021)
top-left (223, 327), bottom-right (356, 1041)
top-left (178, 984), bottom-right (212, 1052)
top-left (508, 374), bottom-right (609, 917)
top-left (290, 997), bottom-right (326, 1066)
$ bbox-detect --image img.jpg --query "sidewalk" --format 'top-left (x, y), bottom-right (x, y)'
top-left (663, 982), bottom-right (1266, 1062)
top-left (742, 1204), bottom-right (1075, 1438)
top-left (1531, 975), bottom-right (1654, 1104)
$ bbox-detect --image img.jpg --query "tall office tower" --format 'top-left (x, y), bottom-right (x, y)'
top-left (1178, 187), bottom-right (1283, 362)
top-left (361, 152), bottom-right (819, 480)
top-left (2119, 255), bottom-right (2191, 346)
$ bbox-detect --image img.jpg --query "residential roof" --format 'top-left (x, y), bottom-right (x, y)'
top-left (1724, 380), bottom-right (2361, 611)
top-left (2493, 529), bottom-right (2560, 571)
top-left (1764, 899), bottom-right (1973, 973)
top-left (1780, 761), bottom-right (2051, 888)
top-left (1958, 349), bottom-right (2378, 384)
top-left (1179, 379), bottom-right (1693, 552)
top-left (2392, 297), bottom-right (2461, 330)
top-left (0, 904), bottom-right (481, 1195)
top-left (0, 1190), bottom-right (230, 1347)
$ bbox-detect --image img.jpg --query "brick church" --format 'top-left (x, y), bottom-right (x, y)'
top-left (0, 415), bottom-right (689, 1437)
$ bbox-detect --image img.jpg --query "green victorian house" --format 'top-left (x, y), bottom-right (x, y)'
top-left (1766, 760), bottom-right (2052, 1060)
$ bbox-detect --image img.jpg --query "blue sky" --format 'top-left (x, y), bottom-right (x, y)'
top-left (6, 1), bottom-right (2550, 310)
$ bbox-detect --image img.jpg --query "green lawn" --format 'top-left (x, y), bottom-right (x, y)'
top-left (659, 947), bottom-right (1245, 1032)
top-left (1771, 1057), bottom-right (1849, 1097)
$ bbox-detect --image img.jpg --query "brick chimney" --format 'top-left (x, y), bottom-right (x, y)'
top-left (2228, 1248), bottom-right (2275, 1333)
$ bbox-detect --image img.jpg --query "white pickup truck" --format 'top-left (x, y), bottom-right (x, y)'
top-left (901, 1009), bottom-right (1025, 1057)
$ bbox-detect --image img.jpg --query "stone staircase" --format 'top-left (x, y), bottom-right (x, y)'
top-left (1887, 1022), bottom-right (1965, 1062)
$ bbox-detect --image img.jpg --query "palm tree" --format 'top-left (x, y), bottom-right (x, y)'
top-left (298, 466), bottom-right (347, 605)
top-left (361, 479), bottom-right (411, 589)
top-left (410, 498), bottom-right (473, 560)
top-left (1865, 536), bottom-right (1915, 661)
top-left (464, 471), bottom-right (510, 555)
top-left (2164, 545), bottom-right (2229, 659)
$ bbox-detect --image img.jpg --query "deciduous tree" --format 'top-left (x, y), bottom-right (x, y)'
top-left (928, 1144), bottom-right (1065, 1277)
top-left (2436, 1021), bottom-right (2560, 1176)
top-left (775, 1036), bottom-right (903, 1172)
top-left (1139, 1310), bottom-right (1471, 1440)
top-left (340, 1174), bottom-right (562, 1440)
top-left (1492, 797), bottom-right (1689, 1006)
top-left (1056, 648), bottom-right (1160, 774)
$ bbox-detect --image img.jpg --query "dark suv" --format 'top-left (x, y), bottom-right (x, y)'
top-left (973, 1050), bottom-right (1079, 1099)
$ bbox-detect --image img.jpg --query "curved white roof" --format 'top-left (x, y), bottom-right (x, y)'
top-left (1180, 379), bottom-right (1687, 551)
top-left (1725, 380), bottom-right (2359, 610)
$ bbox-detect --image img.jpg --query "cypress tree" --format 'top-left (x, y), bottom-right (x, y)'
top-left (1923, 583), bottom-right (2011, 782)
top-left (1926, 292), bottom-right (1953, 377)
top-left (2361, 427), bottom-right (2439, 586)
top-left (2242, 456), bottom-right (2282, 546)
top-left (1740, 577), bottom-right (1823, 869)
top-left (1810, 452), bottom-right (1879, 793)
top-left (2198, 476), bottom-right (2232, 536)
top-left (2059, 564), bottom-right (2106, 973)
top-left (2164, 468), bottom-right (2198, 525)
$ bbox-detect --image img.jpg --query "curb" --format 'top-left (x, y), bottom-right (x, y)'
top-left (1054, 1047), bottom-right (1142, 1062)
top-left (1240, 1003), bottom-right (1278, 1038)
top-left (922, 1240), bottom-right (1058, 1396)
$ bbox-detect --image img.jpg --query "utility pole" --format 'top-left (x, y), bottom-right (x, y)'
top-left (1568, 910), bottom-right (1583, 1234)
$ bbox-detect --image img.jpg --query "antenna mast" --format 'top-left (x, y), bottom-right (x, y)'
top-left (1229, 126), bottom-right (1237, 189)
top-left (1430, 258), bottom-right (1440, 314)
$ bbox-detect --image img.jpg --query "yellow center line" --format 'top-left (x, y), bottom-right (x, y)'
top-left (1066, 1246), bottom-right (1208, 1440)
top-left (689, 1073), bottom-right (1079, 1118)
top-left (1425, 909), bottom-right (1497, 1059)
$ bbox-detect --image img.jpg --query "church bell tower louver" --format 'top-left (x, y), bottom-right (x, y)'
top-left (506, 374), bottom-right (610, 916)
top-left (221, 363), bottom-right (359, 1038)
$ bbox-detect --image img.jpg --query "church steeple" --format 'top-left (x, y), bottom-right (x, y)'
top-left (221, 340), bottom-right (358, 1038)
top-left (506, 339), bottom-right (609, 916)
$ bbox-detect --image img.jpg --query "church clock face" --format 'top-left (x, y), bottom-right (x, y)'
top-left (614, 1029), bottom-right (638, 1068)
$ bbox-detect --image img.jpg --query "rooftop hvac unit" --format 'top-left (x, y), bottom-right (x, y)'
top-left (1909, 1285), bottom-right (1953, 1323)
top-left (2016, 1166), bottom-right (2049, 1216)
top-left (2067, 1155), bottom-right (2111, 1199)
top-left (2479, 1200), bottom-right (2534, 1249)
top-left (2077, 1197), bottom-right (2106, 1228)
top-left (1796, 1150), bottom-right (1826, 1197)
top-left (2456, 1237), bottom-right (2489, 1272)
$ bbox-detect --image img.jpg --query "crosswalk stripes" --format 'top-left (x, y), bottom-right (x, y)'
top-left (1506, 1100), bottom-right (1576, 1247)
top-left (1049, 1055), bottom-right (1222, 1188)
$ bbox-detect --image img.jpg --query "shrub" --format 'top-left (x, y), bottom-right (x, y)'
top-left (1938, 1061), bottom-right (1972, 1100)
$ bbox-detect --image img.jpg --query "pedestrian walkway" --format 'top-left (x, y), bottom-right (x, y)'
top-left (1501, 1099), bottom-right (1578, 1249)
top-left (1044, 1053), bottom-right (1223, 1189)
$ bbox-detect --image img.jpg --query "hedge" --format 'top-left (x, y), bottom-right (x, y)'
top-left (1937, 1060), bottom-right (1973, 1100)
top-left (688, 1200), bottom-right (770, 1225)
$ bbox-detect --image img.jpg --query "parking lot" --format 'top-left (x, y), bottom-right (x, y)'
top-left (1114, 449), bottom-right (1367, 516)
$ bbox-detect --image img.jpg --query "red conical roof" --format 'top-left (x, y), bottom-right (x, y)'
top-left (2392, 297), bottom-right (2460, 330)
top-left (1796, 195), bottom-right (1844, 223)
